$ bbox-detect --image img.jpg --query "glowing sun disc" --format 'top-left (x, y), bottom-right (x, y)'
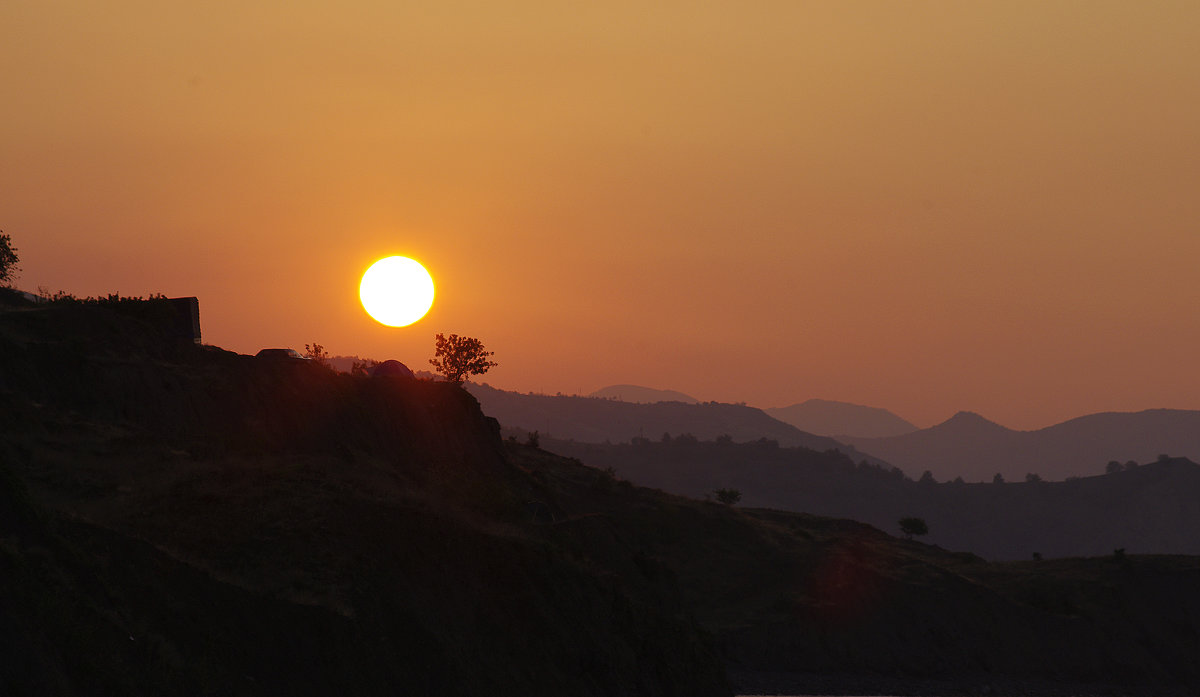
top-left (359, 256), bottom-right (435, 327)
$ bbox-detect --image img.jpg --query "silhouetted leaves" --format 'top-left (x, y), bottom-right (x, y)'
top-left (0, 231), bottom-right (19, 287)
top-left (429, 333), bottom-right (498, 383)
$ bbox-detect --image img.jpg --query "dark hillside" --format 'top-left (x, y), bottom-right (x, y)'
top-left (0, 299), bottom-right (726, 697)
top-left (544, 437), bottom-right (1200, 560)
top-left (5, 298), bottom-right (1200, 696)
top-left (509, 444), bottom-right (1200, 696)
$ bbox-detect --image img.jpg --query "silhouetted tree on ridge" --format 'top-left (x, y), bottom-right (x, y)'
top-left (0, 231), bottom-right (19, 287)
top-left (430, 333), bottom-right (498, 383)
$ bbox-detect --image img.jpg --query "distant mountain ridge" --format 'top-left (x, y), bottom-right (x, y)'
top-left (464, 382), bottom-right (880, 462)
top-left (843, 408), bottom-right (1200, 481)
top-left (588, 384), bottom-right (699, 404)
top-left (765, 398), bottom-right (918, 438)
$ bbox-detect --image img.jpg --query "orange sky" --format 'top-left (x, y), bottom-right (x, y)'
top-left (4, 1), bottom-right (1199, 430)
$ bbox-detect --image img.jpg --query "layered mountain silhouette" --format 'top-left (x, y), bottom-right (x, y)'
top-left (464, 382), bottom-right (878, 461)
top-left (545, 435), bottom-right (1200, 561)
top-left (842, 409), bottom-right (1200, 481)
top-left (587, 384), bottom-right (699, 404)
top-left (764, 398), bottom-right (918, 438)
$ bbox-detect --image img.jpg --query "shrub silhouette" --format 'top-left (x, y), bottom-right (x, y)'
top-left (898, 517), bottom-right (929, 540)
top-left (304, 342), bottom-right (331, 368)
top-left (429, 333), bottom-right (498, 383)
top-left (714, 488), bottom-right (741, 505)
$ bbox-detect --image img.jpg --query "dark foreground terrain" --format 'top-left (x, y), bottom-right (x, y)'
top-left (3, 295), bottom-right (1200, 696)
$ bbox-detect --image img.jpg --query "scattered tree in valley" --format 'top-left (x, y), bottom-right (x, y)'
top-left (714, 488), bottom-right (742, 506)
top-left (429, 333), bottom-right (498, 383)
top-left (898, 517), bottom-right (929, 540)
top-left (0, 232), bottom-right (19, 287)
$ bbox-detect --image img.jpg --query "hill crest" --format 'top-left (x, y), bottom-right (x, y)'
top-left (588, 383), bottom-right (700, 404)
top-left (765, 398), bottom-right (918, 439)
top-left (464, 382), bottom-right (879, 462)
top-left (844, 408), bottom-right (1200, 481)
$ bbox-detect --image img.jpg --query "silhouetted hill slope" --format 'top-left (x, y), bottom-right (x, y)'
top-left (544, 437), bottom-right (1200, 561)
top-left (510, 444), bottom-right (1200, 696)
top-left (765, 398), bottom-right (918, 438)
top-left (587, 384), bottom-right (699, 404)
top-left (464, 382), bottom-right (875, 458)
top-left (0, 299), bottom-right (726, 697)
top-left (6, 298), bottom-right (1200, 695)
top-left (843, 409), bottom-right (1200, 481)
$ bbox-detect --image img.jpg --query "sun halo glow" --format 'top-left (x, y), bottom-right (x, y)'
top-left (359, 256), bottom-right (435, 327)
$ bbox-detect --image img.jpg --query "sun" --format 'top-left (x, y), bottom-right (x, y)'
top-left (359, 256), bottom-right (435, 327)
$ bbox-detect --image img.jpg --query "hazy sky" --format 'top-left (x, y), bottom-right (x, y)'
top-left (4, 1), bottom-right (1199, 430)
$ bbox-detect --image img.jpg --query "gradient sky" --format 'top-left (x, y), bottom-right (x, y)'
top-left (4, 1), bottom-right (1199, 430)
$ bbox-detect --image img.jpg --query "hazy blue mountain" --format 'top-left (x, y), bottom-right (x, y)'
top-left (764, 398), bottom-right (918, 438)
top-left (588, 384), bottom-right (699, 404)
top-left (843, 408), bottom-right (1200, 482)
top-left (464, 382), bottom-right (878, 460)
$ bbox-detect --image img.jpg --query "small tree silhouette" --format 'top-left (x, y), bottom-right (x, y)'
top-left (429, 333), bottom-right (498, 383)
top-left (898, 517), bottom-right (929, 540)
top-left (0, 232), bottom-right (19, 287)
top-left (304, 342), bottom-right (330, 367)
top-left (714, 488), bottom-right (741, 505)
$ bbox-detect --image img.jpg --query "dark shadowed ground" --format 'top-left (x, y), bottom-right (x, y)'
top-left (3, 293), bottom-right (1200, 696)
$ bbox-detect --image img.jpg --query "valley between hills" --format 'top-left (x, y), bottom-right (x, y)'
top-left (4, 293), bottom-right (1200, 696)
